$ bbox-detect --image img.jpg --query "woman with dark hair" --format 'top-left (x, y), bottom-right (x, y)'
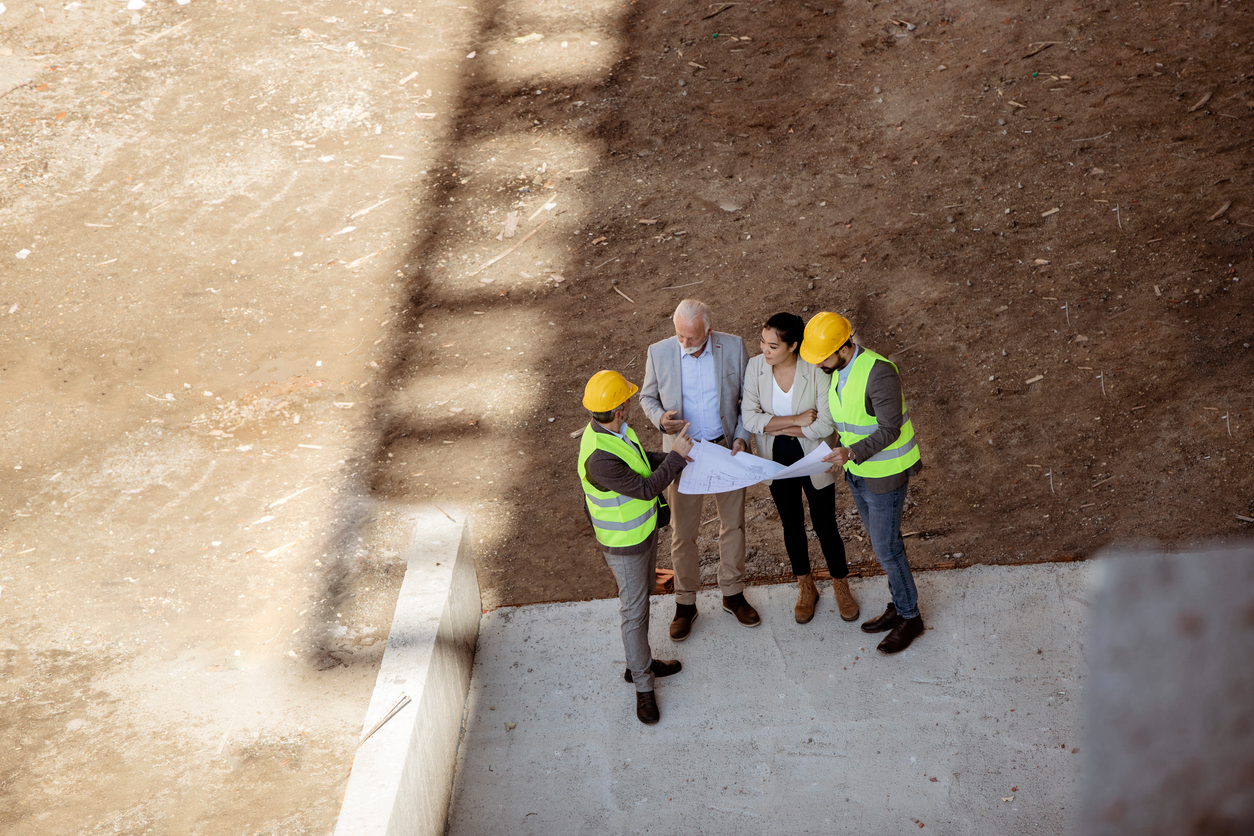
top-left (741, 312), bottom-right (860, 624)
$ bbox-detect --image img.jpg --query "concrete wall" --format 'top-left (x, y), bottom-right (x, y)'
top-left (1080, 546), bottom-right (1254, 835)
top-left (334, 506), bottom-right (481, 836)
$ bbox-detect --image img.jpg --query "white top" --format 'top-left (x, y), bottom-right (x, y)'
top-left (680, 347), bottom-right (722, 441)
top-left (771, 372), bottom-right (792, 421)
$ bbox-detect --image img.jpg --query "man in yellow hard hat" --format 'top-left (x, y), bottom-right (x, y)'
top-left (578, 369), bottom-right (694, 724)
top-left (800, 312), bottom-right (926, 654)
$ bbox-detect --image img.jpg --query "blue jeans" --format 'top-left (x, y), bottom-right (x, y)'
top-left (845, 473), bottom-right (920, 620)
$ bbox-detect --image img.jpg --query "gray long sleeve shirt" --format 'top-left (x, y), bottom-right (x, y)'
top-left (820, 351), bottom-right (923, 494)
top-left (582, 421), bottom-right (688, 555)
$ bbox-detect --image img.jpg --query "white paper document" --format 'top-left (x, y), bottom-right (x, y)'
top-left (677, 440), bottom-right (835, 495)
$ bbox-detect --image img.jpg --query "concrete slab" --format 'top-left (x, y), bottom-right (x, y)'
top-left (447, 562), bottom-right (1092, 835)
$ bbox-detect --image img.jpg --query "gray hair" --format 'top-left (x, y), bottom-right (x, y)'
top-left (673, 299), bottom-right (712, 332)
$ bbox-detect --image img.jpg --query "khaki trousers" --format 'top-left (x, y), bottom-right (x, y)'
top-left (666, 481), bottom-right (746, 606)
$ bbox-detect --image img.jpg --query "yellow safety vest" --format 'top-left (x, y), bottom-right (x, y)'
top-left (829, 348), bottom-right (921, 478)
top-left (577, 424), bottom-right (660, 549)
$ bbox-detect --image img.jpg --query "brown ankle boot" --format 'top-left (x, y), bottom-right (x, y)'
top-left (794, 574), bottom-right (818, 624)
top-left (831, 576), bottom-right (860, 622)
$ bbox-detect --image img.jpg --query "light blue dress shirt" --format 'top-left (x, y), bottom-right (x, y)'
top-left (836, 344), bottom-right (861, 397)
top-left (680, 347), bottom-right (722, 441)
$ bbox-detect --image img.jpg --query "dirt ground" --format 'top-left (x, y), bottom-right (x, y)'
top-left (1, 0), bottom-right (1251, 832)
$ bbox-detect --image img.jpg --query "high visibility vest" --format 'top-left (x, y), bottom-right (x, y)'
top-left (578, 424), bottom-right (660, 549)
top-left (829, 348), bottom-right (921, 479)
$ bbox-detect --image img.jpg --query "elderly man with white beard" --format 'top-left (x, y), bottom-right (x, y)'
top-left (640, 299), bottom-right (759, 641)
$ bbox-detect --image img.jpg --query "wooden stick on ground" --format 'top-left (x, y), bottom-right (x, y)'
top-left (703, 3), bottom-right (740, 20)
top-left (355, 694), bottom-right (411, 750)
top-left (528, 197), bottom-right (556, 222)
top-left (468, 217), bottom-right (550, 276)
top-left (130, 19), bottom-right (191, 50)
top-left (1021, 42), bottom-right (1060, 59)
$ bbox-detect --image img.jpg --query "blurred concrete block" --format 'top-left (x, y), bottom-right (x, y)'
top-left (1080, 547), bottom-right (1254, 835)
top-left (335, 506), bottom-right (480, 836)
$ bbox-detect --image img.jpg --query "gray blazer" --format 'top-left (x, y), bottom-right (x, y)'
top-left (740, 354), bottom-right (837, 489)
top-left (639, 332), bottom-right (751, 454)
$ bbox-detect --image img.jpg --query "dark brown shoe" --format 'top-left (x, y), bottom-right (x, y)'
top-left (624, 659), bottom-right (683, 683)
top-left (877, 615), bottom-right (924, 653)
top-left (636, 690), bottom-right (660, 724)
top-left (861, 602), bottom-right (901, 633)
top-left (670, 603), bottom-right (698, 642)
top-left (722, 592), bottom-right (761, 627)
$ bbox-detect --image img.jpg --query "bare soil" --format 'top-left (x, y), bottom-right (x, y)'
top-left (1, 0), bottom-right (1251, 831)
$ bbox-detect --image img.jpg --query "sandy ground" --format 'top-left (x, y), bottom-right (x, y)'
top-left (1, 0), bottom-right (1252, 832)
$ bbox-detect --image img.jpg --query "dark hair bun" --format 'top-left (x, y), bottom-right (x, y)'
top-left (763, 312), bottom-right (804, 353)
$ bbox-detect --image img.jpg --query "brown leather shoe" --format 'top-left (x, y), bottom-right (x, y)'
top-left (624, 659), bottom-right (683, 683)
top-left (877, 615), bottom-right (924, 653)
top-left (861, 602), bottom-right (900, 633)
top-left (670, 603), bottom-right (698, 642)
top-left (636, 690), bottom-right (660, 724)
top-left (794, 574), bottom-right (818, 624)
top-left (831, 576), bottom-right (860, 622)
top-left (722, 592), bottom-right (761, 627)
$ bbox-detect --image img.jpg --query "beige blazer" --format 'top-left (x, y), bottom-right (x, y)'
top-left (740, 354), bottom-right (837, 488)
top-left (639, 332), bottom-right (752, 454)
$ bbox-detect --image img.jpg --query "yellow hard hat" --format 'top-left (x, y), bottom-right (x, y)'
top-left (799, 312), bottom-right (852, 365)
top-left (582, 370), bottom-right (639, 412)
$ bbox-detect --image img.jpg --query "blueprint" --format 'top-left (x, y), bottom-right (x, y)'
top-left (677, 440), bottom-right (835, 495)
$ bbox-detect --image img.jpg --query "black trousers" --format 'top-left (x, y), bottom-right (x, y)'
top-left (767, 436), bottom-right (849, 579)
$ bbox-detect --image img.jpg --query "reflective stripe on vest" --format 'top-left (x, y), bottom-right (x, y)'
top-left (833, 410), bottom-right (911, 437)
top-left (828, 348), bottom-right (921, 479)
top-left (577, 424), bottom-right (660, 549)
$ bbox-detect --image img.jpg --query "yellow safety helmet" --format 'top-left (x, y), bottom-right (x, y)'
top-left (582, 370), bottom-right (639, 412)
top-left (799, 312), bottom-right (852, 365)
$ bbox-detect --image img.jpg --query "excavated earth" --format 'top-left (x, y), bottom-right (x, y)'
top-left (1, 0), bottom-right (1251, 832)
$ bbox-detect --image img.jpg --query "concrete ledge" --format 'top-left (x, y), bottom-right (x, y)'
top-left (335, 506), bottom-right (480, 836)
